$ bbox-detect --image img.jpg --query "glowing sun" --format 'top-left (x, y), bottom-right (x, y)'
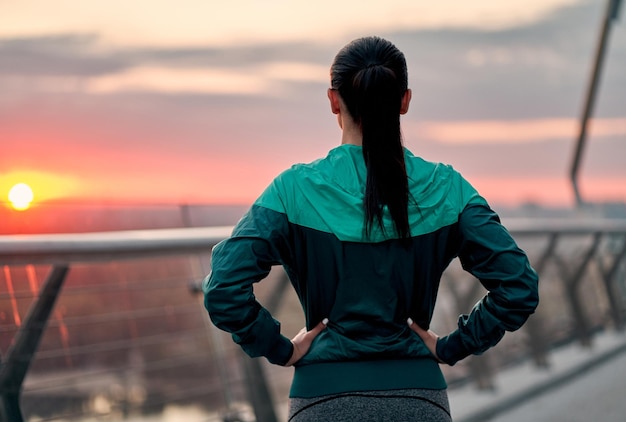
top-left (8, 183), bottom-right (34, 211)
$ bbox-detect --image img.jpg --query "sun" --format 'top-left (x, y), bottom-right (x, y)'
top-left (8, 183), bottom-right (34, 211)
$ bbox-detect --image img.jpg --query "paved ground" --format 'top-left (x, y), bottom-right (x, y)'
top-left (449, 330), bottom-right (626, 422)
top-left (489, 349), bottom-right (626, 422)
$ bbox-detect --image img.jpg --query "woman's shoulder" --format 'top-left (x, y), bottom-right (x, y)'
top-left (404, 150), bottom-right (462, 190)
top-left (404, 150), bottom-right (487, 211)
top-left (274, 145), bottom-right (362, 187)
top-left (253, 152), bottom-right (337, 213)
top-left (404, 149), bottom-right (455, 175)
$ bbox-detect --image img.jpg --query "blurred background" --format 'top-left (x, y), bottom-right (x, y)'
top-left (1, 0), bottom-right (625, 421)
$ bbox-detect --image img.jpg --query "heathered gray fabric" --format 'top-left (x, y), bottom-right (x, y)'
top-left (288, 388), bottom-right (452, 421)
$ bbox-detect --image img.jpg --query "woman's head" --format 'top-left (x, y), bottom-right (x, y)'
top-left (330, 36), bottom-right (412, 239)
top-left (330, 36), bottom-right (409, 125)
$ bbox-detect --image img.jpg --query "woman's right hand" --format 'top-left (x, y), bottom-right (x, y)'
top-left (285, 318), bottom-right (328, 366)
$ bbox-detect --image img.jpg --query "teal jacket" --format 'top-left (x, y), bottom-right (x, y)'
top-left (204, 145), bottom-right (539, 397)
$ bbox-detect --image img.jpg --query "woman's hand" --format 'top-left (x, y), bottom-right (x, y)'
top-left (408, 318), bottom-right (444, 364)
top-left (285, 318), bottom-right (328, 366)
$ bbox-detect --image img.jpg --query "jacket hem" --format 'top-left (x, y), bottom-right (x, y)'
top-left (289, 358), bottom-right (446, 398)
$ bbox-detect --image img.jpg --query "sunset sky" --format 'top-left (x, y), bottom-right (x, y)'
top-left (1, 0), bottom-right (625, 209)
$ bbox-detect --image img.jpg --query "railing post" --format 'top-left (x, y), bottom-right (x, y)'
top-left (0, 392), bottom-right (21, 422)
top-left (570, 0), bottom-right (622, 206)
top-left (190, 270), bottom-right (288, 422)
top-left (239, 271), bottom-right (290, 422)
top-left (555, 233), bottom-right (602, 347)
top-left (525, 233), bottom-right (559, 368)
top-left (446, 275), bottom-right (495, 390)
top-left (240, 356), bottom-right (279, 422)
top-left (0, 265), bottom-right (69, 422)
top-left (596, 234), bottom-right (626, 330)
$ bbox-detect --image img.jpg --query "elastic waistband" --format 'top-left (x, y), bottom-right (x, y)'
top-left (290, 358), bottom-right (446, 398)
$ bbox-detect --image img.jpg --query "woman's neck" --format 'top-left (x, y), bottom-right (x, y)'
top-left (340, 117), bottom-right (363, 146)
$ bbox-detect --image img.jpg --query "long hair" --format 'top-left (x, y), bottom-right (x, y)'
top-left (330, 36), bottom-right (410, 239)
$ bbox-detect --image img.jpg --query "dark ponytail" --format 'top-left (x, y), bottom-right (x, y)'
top-left (331, 36), bottom-right (410, 239)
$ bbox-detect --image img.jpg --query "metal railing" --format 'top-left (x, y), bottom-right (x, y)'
top-left (1, 219), bottom-right (626, 421)
top-left (0, 227), bottom-right (231, 422)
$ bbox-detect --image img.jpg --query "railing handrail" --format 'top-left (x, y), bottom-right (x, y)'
top-left (0, 226), bottom-right (233, 265)
top-left (2, 218), bottom-right (626, 265)
top-left (504, 217), bottom-right (626, 235)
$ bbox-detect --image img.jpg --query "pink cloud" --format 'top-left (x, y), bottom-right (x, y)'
top-left (408, 118), bottom-right (626, 144)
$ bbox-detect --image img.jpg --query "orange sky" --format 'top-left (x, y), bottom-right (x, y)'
top-left (1, 0), bottom-right (625, 210)
top-left (3, 115), bottom-right (625, 209)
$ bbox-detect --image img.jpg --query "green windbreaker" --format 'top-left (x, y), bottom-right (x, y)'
top-left (204, 144), bottom-right (539, 398)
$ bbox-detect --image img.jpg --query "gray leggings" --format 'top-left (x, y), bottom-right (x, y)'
top-left (288, 388), bottom-right (452, 421)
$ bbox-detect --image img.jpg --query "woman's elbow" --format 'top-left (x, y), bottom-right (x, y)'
top-left (524, 267), bottom-right (540, 313)
top-left (202, 274), bottom-right (223, 321)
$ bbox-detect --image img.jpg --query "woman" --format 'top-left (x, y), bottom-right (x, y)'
top-left (204, 36), bottom-right (539, 421)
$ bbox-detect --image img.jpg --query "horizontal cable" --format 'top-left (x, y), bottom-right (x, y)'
top-left (0, 301), bottom-right (204, 333)
top-left (0, 271), bottom-right (204, 300)
top-left (18, 327), bottom-right (211, 361)
top-left (23, 348), bottom-right (240, 393)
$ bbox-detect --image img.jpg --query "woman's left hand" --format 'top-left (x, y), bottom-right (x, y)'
top-left (408, 318), bottom-right (443, 363)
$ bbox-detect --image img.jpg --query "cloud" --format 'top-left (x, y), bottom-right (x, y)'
top-left (83, 62), bottom-right (329, 95)
top-left (407, 117), bottom-right (626, 144)
top-left (0, 34), bottom-right (333, 99)
top-left (84, 66), bottom-right (271, 96)
top-left (0, 34), bottom-right (127, 77)
top-left (2, 0), bottom-right (623, 115)
top-left (392, 0), bottom-right (626, 120)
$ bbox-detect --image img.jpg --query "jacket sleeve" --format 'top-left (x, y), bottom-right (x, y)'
top-left (202, 204), bottom-right (294, 365)
top-left (436, 203), bottom-right (539, 366)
